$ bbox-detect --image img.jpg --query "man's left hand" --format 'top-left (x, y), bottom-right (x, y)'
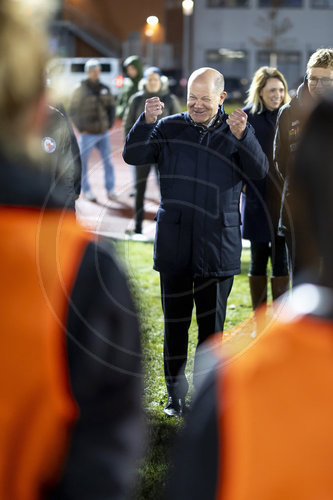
top-left (226, 108), bottom-right (248, 140)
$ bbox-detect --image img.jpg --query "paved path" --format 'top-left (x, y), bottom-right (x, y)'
top-left (76, 118), bottom-right (159, 241)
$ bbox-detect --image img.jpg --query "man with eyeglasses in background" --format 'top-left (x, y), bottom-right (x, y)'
top-left (273, 48), bottom-right (333, 284)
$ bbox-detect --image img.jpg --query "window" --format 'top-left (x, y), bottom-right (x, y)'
top-left (70, 63), bottom-right (113, 73)
top-left (206, 49), bottom-right (249, 100)
top-left (258, 0), bottom-right (303, 6)
top-left (206, 48), bottom-right (248, 65)
top-left (71, 63), bottom-right (85, 73)
top-left (101, 64), bottom-right (112, 73)
top-left (207, 0), bottom-right (249, 7)
top-left (311, 0), bottom-right (333, 7)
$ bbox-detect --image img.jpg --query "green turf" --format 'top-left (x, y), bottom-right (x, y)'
top-left (180, 102), bottom-right (243, 114)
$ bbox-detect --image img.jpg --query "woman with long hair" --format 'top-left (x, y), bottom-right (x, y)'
top-left (242, 66), bottom-right (291, 324)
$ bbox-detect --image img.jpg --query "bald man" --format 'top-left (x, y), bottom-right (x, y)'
top-left (123, 67), bottom-right (268, 417)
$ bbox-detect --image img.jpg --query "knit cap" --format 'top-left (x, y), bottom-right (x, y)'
top-left (84, 59), bottom-right (101, 73)
top-left (144, 66), bottom-right (162, 78)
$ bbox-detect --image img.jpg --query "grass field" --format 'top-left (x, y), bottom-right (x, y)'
top-left (180, 101), bottom-right (243, 114)
top-left (115, 240), bottom-right (272, 499)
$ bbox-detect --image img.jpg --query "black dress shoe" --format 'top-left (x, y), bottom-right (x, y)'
top-left (164, 396), bottom-right (184, 418)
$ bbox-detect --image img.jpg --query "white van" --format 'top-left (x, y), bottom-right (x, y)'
top-left (47, 57), bottom-right (124, 101)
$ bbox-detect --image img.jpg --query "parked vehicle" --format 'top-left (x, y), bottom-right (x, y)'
top-left (224, 76), bottom-right (248, 103)
top-left (47, 57), bottom-right (124, 100)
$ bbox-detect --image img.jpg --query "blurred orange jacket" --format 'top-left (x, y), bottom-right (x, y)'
top-left (0, 208), bottom-right (91, 500)
top-left (218, 312), bottom-right (333, 500)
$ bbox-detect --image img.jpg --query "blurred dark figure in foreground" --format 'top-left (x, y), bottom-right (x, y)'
top-left (274, 48), bottom-right (333, 283)
top-left (242, 67), bottom-right (290, 326)
top-left (123, 66), bottom-right (181, 235)
top-left (166, 95), bottom-right (333, 500)
top-left (41, 104), bottom-right (81, 210)
top-left (0, 3), bottom-right (143, 499)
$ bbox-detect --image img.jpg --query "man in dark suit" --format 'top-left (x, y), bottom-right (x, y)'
top-left (123, 67), bottom-right (268, 416)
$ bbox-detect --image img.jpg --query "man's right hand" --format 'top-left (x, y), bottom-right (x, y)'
top-left (145, 97), bottom-right (164, 124)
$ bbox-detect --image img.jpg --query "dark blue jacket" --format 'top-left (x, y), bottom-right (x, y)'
top-left (123, 109), bottom-right (268, 277)
top-left (273, 80), bottom-right (311, 235)
top-left (241, 105), bottom-right (282, 242)
top-left (42, 105), bottom-right (81, 210)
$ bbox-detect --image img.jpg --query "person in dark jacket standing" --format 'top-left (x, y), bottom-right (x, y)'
top-left (274, 48), bottom-right (333, 283)
top-left (165, 94), bottom-right (333, 500)
top-left (0, 4), bottom-right (143, 498)
top-left (123, 66), bottom-right (181, 235)
top-left (69, 59), bottom-right (116, 202)
top-left (41, 105), bottom-right (81, 210)
top-left (241, 67), bottom-right (290, 324)
top-left (123, 67), bottom-right (268, 417)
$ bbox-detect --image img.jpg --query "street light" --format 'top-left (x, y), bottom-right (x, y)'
top-left (182, 0), bottom-right (194, 16)
top-left (145, 16), bottom-right (159, 39)
top-left (146, 15), bottom-right (159, 26)
top-left (144, 16), bottom-right (160, 65)
top-left (182, 0), bottom-right (194, 95)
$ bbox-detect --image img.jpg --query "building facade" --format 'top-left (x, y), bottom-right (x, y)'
top-left (191, 0), bottom-right (333, 90)
top-left (50, 0), bottom-right (179, 70)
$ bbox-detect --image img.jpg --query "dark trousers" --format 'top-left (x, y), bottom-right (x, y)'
top-left (160, 273), bottom-right (234, 398)
top-left (134, 164), bottom-right (158, 232)
top-left (285, 230), bottom-right (321, 287)
top-left (250, 235), bottom-right (289, 277)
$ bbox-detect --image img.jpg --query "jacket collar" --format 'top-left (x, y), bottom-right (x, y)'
top-left (295, 78), bottom-right (312, 108)
top-left (186, 106), bottom-right (226, 132)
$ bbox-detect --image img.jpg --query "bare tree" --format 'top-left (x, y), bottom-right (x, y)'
top-left (250, 0), bottom-right (293, 67)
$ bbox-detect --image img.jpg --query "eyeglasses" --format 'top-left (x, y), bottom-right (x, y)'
top-left (308, 76), bottom-right (333, 87)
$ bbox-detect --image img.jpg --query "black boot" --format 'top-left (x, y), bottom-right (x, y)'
top-left (164, 397), bottom-right (185, 418)
top-left (248, 275), bottom-right (267, 337)
top-left (249, 274), bottom-right (267, 310)
top-left (271, 275), bottom-right (290, 301)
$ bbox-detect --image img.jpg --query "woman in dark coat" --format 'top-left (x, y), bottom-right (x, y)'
top-left (242, 66), bottom-right (290, 319)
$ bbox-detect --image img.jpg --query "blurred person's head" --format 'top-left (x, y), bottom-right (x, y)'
top-left (144, 67), bottom-right (162, 93)
top-left (0, 1), bottom-right (49, 158)
top-left (245, 66), bottom-right (290, 114)
top-left (85, 59), bottom-right (101, 82)
top-left (306, 48), bottom-right (333, 101)
top-left (289, 92), bottom-right (333, 285)
top-left (126, 64), bottom-right (139, 79)
top-left (187, 67), bottom-right (227, 125)
top-left (123, 55), bottom-right (143, 82)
